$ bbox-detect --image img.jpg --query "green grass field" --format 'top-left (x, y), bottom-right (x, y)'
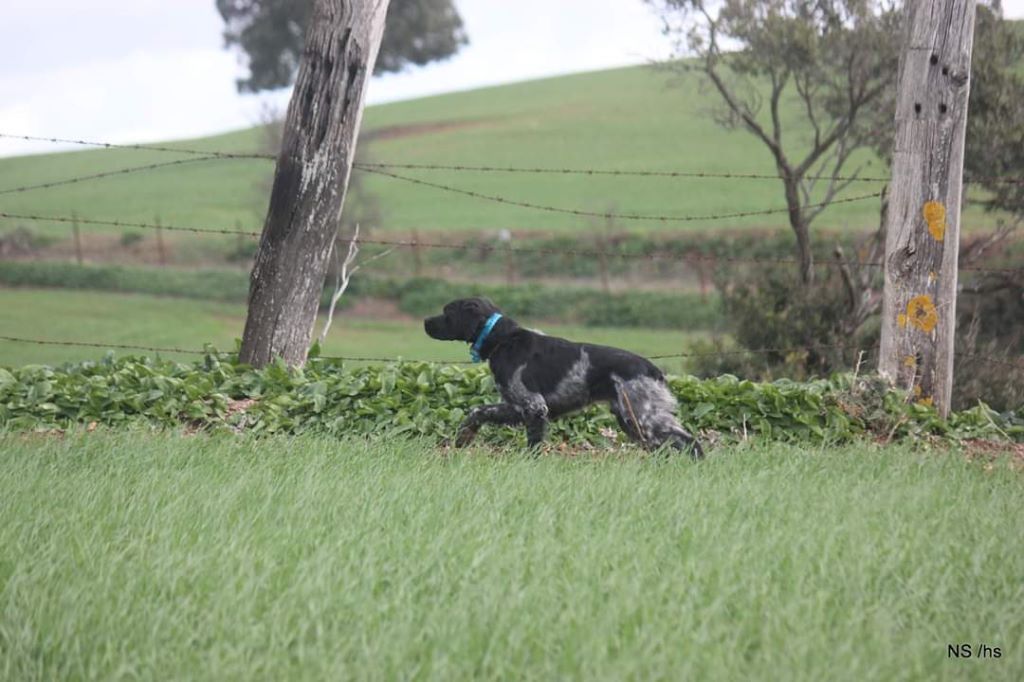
top-left (0, 65), bottom-right (1009, 241)
top-left (0, 287), bottom-right (706, 374)
top-left (1, 431), bottom-right (1021, 680)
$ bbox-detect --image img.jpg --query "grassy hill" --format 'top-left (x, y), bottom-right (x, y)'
top-left (2, 64), bottom-right (1007, 240)
top-left (0, 287), bottom-right (704, 373)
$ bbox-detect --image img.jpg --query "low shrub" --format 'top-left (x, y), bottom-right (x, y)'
top-left (953, 276), bottom-right (1024, 412)
top-left (697, 261), bottom-right (1023, 412)
top-left (0, 261), bottom-right (251, 302)
top-left (119, 231), bottom-right (144, 248)
top-left (0, 227), bottom-right (57, 255)
top-left (1, 353), bottom-right (1019, 446)
top-left (391, 277), bottom-right (721, 330)
top-left (691, 264), bottom-right (880, 381)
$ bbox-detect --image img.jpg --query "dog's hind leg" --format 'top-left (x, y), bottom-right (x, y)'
top-left (455, 403), bottom-right (522, 447)
top-left (609, 400), bottom-right (644, 444)
top-left (520, 396), bottom-right (549, 450)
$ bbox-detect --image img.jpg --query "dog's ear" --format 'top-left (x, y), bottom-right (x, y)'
top-left (465, 297), bottom-right (499, 315)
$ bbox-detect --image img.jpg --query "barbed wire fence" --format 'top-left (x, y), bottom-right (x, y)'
top-left (0, 132), bottom-right (1021, 372)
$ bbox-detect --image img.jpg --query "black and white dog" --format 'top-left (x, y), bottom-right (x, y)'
top-left (424, 298), bottom-right (703, 458)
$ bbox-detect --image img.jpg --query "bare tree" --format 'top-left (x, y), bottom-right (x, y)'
top-left (647, 0), bottom-right (900, 284)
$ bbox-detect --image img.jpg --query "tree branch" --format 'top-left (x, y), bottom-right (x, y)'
top-left (318, 224), bottom-right (396, 343)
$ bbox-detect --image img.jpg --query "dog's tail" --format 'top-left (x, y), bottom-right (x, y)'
top-left (614, 375), bottom-right (704, 459)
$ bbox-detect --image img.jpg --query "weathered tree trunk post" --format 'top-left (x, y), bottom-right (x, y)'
top-left (71, 211), bottom-right (83, 265)
top-left (411, 228), bottom-right (423, 277)
top-left (879, 0), bottom-right (976, 416)
top-left (240, 0), bottom-right (391, 367)
top-left (155, 215), bottom-right (167, 265)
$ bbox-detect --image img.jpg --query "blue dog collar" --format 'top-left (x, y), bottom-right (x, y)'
top-left (470, 313), bottom-right (503, 363)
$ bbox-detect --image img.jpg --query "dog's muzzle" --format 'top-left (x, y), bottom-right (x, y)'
top-left (423, 316), bottom-right (450, 340)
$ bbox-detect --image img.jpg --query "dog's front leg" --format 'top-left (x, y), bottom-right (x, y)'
top-left (521, 396), bottom-right (549, 450)
top-left (455, 403), bottom-right (523, 447)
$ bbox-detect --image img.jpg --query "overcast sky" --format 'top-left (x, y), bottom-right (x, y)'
top-left (2, 0), bottom-right (1022, 158)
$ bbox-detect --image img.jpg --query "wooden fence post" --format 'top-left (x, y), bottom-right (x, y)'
top-left (597, 234), bottom-right (611, 294)
top-left (155, 215), bottom-right (167, 265)
top-left (71, 211), bottom-right (83, 265)
top-left (878, 0), bottom-right (977, 417)
top-left (411, 228), bottom-right (423, 277)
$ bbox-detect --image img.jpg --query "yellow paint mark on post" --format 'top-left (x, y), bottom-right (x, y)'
top-left (905, 295), bottom-right (938, 332)
top-left (918, 396), bottom-right (934, 407)
top-left (903, 355), bottom-right (917, 368)
top-left (898, 313), bottom-right (908, 328)
top-left (923, 201), bottom-right (946, 241)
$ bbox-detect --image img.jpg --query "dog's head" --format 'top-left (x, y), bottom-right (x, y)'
top-left (424, 297), bottom-right (502, 342)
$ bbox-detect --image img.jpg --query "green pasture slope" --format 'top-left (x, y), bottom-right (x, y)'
top-left (1, 432), bottom-right (1022, 680)
top-left (0, 65), bottom-right (1008, 238)
top-left (0, 287), bottom-right (705, 374)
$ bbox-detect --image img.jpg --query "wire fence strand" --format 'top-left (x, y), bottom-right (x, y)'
top-left (2, 334), bottom-right (1019, 371)
top-left (0, 334), bottom-right (873, 364)
top-left (0, 157), bottom-right (226, 196)
top-left (5, 131), bottom-right (1024, 185)
top-left (0, 133), bottom-right (271, 160)
top-left (3, 210), bottom-right (1020, 275)
top-left (357, 165), bottom-right (885, 223)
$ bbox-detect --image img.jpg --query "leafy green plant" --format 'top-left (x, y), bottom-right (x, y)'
top-left (1, 353), bottom-right (1019, 445)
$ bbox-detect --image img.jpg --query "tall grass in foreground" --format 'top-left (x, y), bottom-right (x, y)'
top-left (1, 432), bottom-right (1022, 681)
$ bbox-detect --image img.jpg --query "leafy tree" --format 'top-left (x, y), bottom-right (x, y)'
top-left (656, 1), bottom-right (1024, 407)
top-left (948, 3), bottom-right (1023, 218)
top-left (216, 0), bottom-right (469, 92)
top-left (646, 0), bottom-right (901, 284)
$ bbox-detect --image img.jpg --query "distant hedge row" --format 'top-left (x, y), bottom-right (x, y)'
top-left (0, 261), bottom-right (722, 330)
top-left (0, 260), bottom-right (250, 302)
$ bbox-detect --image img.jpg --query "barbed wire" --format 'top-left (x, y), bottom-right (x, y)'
top-left (0, 333), bottom-right (873, 364)
top-left (0, 211), bottom-right (259, 237)
top-left (0, 133), bottom-right (271, 160)
top-left (357, 165), bottom-right (885, 223)
top-left (3, 334), bottom-right (1019, 372)
top-left (0, 156), bottom-right (226, 197)
top-left (6, 132), bottom-right (1024, 185)
top-left (0, 335), bottom-right (208, 356)
top-left (349, 234), bottom-right (880, 269)
top-left (358, 161), bottom-right (892, 183)
top-left (0, 334), bottom-right (430, 362)
top-left (0, 144), bottom-right (886, 223)
top-left (4, 210), bottom-right (1021, 275)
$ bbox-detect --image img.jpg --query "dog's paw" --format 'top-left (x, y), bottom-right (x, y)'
top-left (454, 426), bottom-right (480, 448)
